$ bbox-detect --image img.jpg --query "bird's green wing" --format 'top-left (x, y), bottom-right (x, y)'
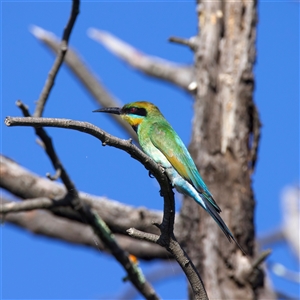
top-left (150, 122), bottom-right (221, 213)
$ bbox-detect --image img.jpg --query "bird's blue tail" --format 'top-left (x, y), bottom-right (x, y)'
top-left (204, 199), bottom-right (246, 254)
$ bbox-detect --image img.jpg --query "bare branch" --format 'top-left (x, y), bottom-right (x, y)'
top-left (5, 116), bottom-right (208, 300)
top-left (1, 197), bottom-right (168, 260)
top-left (34, 0), bottom-right (80, 117)
top-left (88, 28), bottom-right (195, 91)
top-left (251, 249), bottom-right (272, 270)
top-left (46, 168), bottom-right (62, 181)
top-left (16, 99), bottom-right (31, 117)
top-left (30, 25), bottom-right (136, 140)
top-left (169, 36), bottom-right (198, 51)
top-left (0, 154), bottom-right (163, 235)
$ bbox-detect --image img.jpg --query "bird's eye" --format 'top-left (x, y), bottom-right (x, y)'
top-left (130, 107), bottom-right (137, 114)
top-left (124, 106), bottom-right (147, 117)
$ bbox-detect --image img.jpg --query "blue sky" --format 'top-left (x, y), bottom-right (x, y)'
top-left (1, 1), bottom-right (299, 299)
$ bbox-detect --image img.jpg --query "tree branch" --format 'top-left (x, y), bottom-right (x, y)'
top-left (0, 154), bottom-right (164, 236)
top-left (169, 36), bottom-right (198, 51)
top-left (128, 228), bottom-right (208, 300)
top-left (1, 197), bottom-right (168, 260)
top-left (34, 0), bottom-right (80, 117)
top-left (88, 28), bottom-right (195, 92)
top-left (5, 116), bottom-right (208, 300)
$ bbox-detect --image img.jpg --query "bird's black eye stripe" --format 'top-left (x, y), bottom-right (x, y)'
top-left (123, 107), bottom-right (147, 117)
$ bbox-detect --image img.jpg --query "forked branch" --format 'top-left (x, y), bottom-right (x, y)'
top-left (5, 116), bottom-right (208, 300)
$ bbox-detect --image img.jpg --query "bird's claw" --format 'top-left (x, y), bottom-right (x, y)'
top-left (148, 171), bottom-right (154, 178)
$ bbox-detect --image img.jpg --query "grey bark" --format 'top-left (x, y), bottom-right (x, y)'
top-left (180, 1), bottom-right (275, 299)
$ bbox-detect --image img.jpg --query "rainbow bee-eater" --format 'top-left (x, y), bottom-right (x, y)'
top-left (94, 101), bottom-right (244, 252)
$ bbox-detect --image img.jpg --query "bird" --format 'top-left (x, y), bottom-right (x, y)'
top-left (94, 101), bottom-right (244, 253)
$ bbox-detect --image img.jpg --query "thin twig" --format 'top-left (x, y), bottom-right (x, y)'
top-left (46, 168), bottom-right (62, 180)
top-left (251, 249), bottom-right (272, 270)
top-left (34, 0), bottom-right (80, 117)
top-left (168, 36), bottom-right (198, 51)
top-left (16, 100), bottom-right (30, 117)
top-left (5, 116), bottom-right (208, 300)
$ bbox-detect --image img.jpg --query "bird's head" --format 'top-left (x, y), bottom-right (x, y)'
top-left (93, 101), bottom-right (161, 132)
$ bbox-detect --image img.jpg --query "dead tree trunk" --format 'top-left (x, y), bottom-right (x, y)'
top-left (180, 1), bottom-right (275, 299)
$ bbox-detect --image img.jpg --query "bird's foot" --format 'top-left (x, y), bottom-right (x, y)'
top-left (148, 171), bottom-right (154, 178)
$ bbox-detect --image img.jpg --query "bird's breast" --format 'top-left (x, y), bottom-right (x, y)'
top-left (139, 136), bottom-right (172, 169)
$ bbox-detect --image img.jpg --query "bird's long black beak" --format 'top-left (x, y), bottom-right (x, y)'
top-left (93, 107), bottom-right (121, 115)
